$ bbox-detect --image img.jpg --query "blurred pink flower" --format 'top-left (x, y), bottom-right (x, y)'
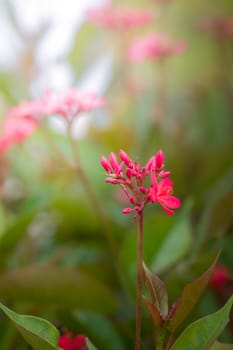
top-left (200, 16), bottom-right (233, 39)
top-left (58, 333), bottom-right (87, 350)
top-left (8, 99), bottom-right (45, 120)
top-left (0, 116), bottom-right (37, 153)
top-left (128, 33), bottom-right (186, 62)
top-left (87, 5), bottom-right (154, 31)
top-left (42, 89), bottom-right (105, 119)
top-left (8, 89), bottom-right (105, 121)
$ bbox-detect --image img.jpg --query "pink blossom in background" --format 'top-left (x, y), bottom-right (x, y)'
top-left (8, 89), bottom-right (105, 121)
top-left (58, 333), bottom-right (87, 350)
top-left (8, 99), bottom-right (45, 120)
top-left (128, 33), bottom-right (186, 62)
top-left (0, 116), bottom-right (37, 153)
top-left (200, 16), bottom-right (233, 39)
top-left (40, 89), bottom-right (105, 119)
top-left (86, 5), bottom-right (154, 31)
top-left (101, 149), bottom-right (181, 216)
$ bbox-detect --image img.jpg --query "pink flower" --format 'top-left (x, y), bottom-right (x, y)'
top-left (128, 33), bottom-right (186, 62)
top-left (101, 149), bottom-right (181, 215)
top-left (8, 99), bottom-right (45, 120)
top-left (42, 89), bottom-right (105, 119)
top-left (58, 333), bottom-right (87, 350)
top-left (210, 266), bottom-right (231, 291)
top-left (87, 5), bottom-right (154, 31)
top-left (8, 89), bottom-right (105, 122)
top-left (0, 116), bottom-right (37, 153)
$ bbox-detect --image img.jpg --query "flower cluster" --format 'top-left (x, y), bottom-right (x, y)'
top-left (87, 5), bottom-right (153, 31)
top-left (0, 89), bottom-right (105, 153)
top-left (8, 89), bottom-right (105, 121)
top-left (58, 333), bottom-right (87, 350)
top-left (128, 33), bottom-right (186, 62)
top-left (101, 149), bottom-right (181, 215)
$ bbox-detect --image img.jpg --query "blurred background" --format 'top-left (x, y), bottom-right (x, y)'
top-left (0, 0), bottom-right (233, 349)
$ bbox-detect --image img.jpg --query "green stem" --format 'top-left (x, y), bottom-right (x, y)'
top-left (156, 330), bottom-right (164, 350)
top-left (165, 332), bottom-right (175, 350)
top-left (135, 212), bottom-right (144, 350)
top-left (66, 121), bottom-right (116, 256)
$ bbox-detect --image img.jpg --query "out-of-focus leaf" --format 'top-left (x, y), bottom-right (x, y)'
top-left (120, 213), bottom-right (175, 275)
top-left (151, 203), bottom-right (192, 273)
top-left (0, 302), bottom-right (60, 350)
top-left (170, 295), bottom-right (233, 350)
top-left (86, 339), bottom-right (99, 350)
top-left (74, 311), bottom-right (126, 350)
top-left (210, 341), bottom-right (233, 350)
top-left (143, 262), bottom-right (168, 316)
top-left (0, 265), bottom-right (116, 313)
top-left (168, 253), bottom-right (220, 332)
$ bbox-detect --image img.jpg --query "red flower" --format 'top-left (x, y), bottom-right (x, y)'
top-left (210, 266), bottom-right (231, 291)
top-left (58, 333), bottom-right (87, 350)
top-left (100, 149), bottom-right (181, 215)
top-left (147, 176), bottom-right (181, 215)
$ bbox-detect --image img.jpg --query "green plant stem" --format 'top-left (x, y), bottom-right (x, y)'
top-left (165, 332), bottom-right (175, 350)
top-left (135, 212), bottom-right (144, 350)
top-left (156, 330), bottom-right (164, 350)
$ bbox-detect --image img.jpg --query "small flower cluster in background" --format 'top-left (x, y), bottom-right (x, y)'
top-left (0, 89), bottom-right (105, 153)
top-left (86, 5), bottom-right (154, 31)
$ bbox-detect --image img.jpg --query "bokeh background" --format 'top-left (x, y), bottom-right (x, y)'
top-left (0, 0), bottom-right (233, 349)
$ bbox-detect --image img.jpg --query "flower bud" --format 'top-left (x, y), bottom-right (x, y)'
top-left (100, 156), bottom-right (110, 172)
top-left (105, 177), bottom-right (119, 184)
top-left (119, 149), bottom-right (133, 167)
top-left (122, 207), bottom-right (132, 214)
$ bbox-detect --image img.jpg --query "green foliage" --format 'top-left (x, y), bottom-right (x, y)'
top-left (0, 302), bottom-right (61, 350)
top-left (170, 295), bottom-right (233, 350)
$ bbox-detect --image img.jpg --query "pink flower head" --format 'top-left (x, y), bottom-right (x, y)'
top-left (87, 5), bottom-right (154, 31)
top-left (58, 333), bottom-right (87, 350)
top-left (200, 16), bottom-right (233, 39)
top-left (0, 116), bottom-right (37, 153)
top-left (42, 89), bottom-right (105, 119)
top-left (128, 33), bottom-right (186, 62)
top-left (8, 99), bottom-right (45, 120)
top-left (210, 265), bottom-right (231, 291)
top-left (100, 149), bottom-right (181, 216)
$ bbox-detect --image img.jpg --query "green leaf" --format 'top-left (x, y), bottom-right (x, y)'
top-left (0, 302), bottom-right (60, 350)
top-left (170, 295), bottom-right (233, 350)
top-left (0, 265), bottom-right (116, 313)
top-left (168, 253), bottom-right (220, 332)
top-left (210, 341), bottom-right (233, 350)
top-left (143, 262), bottom-right (168, 316)
top-left (86, 338), bottom-right (99, 350)
top-left (151, 203), bottom-right (192, 273)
